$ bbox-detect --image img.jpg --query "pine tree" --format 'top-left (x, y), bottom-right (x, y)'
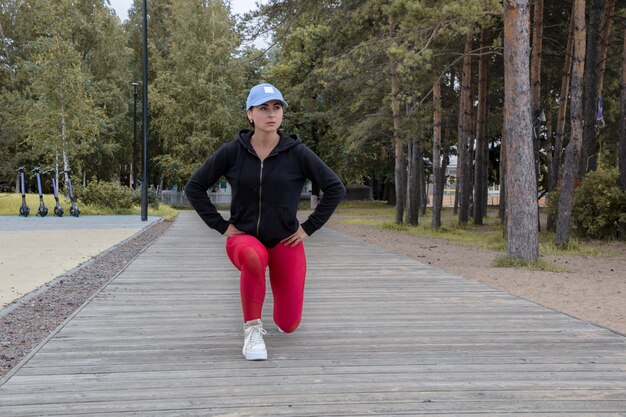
top-left (556, 0), bottom-right (586, 248)
top-left (503, 0), bottom-right (539, 261)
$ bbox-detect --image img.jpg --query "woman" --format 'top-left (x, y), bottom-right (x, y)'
top-left (185, 83), bottom-right (345, 360)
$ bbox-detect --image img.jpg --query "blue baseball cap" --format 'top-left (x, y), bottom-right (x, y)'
top-left (246, 83), bottom-right (288, 110)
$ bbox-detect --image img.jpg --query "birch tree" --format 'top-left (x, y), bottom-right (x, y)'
top-left (19, 17), bottom-right (104, 175)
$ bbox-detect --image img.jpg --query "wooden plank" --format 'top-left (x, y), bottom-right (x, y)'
top-left (1, 211), bottom-right (626, 416)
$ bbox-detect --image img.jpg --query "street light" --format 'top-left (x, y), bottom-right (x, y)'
top-left (131, 82), bottom-right (140, 189)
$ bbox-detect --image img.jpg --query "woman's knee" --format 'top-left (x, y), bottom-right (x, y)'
top-left (226, 235), bottom-right (268, 271)
top-left (275, 315), bottom-right (301, 333)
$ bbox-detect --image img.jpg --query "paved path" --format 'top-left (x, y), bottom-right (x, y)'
top-left (0, 215), bottom-right (160, 308)
top-left (1, 211), bottom-right (626, 416)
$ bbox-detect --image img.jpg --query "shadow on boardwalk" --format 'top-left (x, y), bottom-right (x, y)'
top-left (1, 211), bottom-right (626, 416)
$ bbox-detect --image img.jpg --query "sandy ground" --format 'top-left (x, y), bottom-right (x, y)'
top-left (0, 216), bottom-right (160, 309)
top-left (327, 217), bottom-right (626, 336)
top-left (0, 229), bottom-right (139, 307)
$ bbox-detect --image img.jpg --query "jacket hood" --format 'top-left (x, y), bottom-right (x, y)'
top-left (236, 129), bottom-right (302, 155)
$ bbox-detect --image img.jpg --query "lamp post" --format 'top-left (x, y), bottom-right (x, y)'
top-left (131, 82), bottom-right (140, 189)
top-left (141, 0), bottom-right (149, 221)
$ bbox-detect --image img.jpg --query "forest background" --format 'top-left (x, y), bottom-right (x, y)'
top-left (1, 0), bottom-right (625, 260)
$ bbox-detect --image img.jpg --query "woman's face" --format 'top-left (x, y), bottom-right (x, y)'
top-left (247, 100), bottom-right (283, 133)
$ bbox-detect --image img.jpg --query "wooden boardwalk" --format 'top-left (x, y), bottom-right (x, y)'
top-left (1, 211), bottom-right (626, 416)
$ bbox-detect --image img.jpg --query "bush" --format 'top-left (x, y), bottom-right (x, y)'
top-left (571, 169), bottom-right (626, 240)
top-left (77, 180), bottom-right (134, 211)
top-left (132, 187), bottom-right (160, 209)
top-left (545, 189), bottom-right (560, 227)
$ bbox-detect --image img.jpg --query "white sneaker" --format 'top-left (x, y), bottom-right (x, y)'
top-left (243, 319), bottom-right (267, 360)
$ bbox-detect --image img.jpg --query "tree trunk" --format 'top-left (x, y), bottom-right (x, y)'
top-left (580, 0), bottom-right (603, 176)
top-left (596, 0), bottom-right (616, 99)
top-left (503, 0), bottom-right (539, 261)
top-left (545, 81), bottom-right (554, 197)
top-left (453, 179), bottom-right (459, 214)
top-left (482, 98), bottom-right (489, 216)
top-left (441, 129), bottom-right (449, 211)
top-left (419, 151), bottom-right (427, 215)
top-left (556, 0), bottom-right (586, 248)
top-left (530, 0), bottom-right (544, 124)
top-left (474, 28), bottom-right (490, 224)
top-left (619, 28), bottom-right (626, 192)
top-left (389, 21), bottom-right (406, 224)
top-left (406, 138), bottom-right (420, 225)
top-left (60, 86), bottom-right (70, 186)
top-left (530, 0), bottom-right (544, 230)
top-left (530, 0), bottom-right (543, 198)
top-left (499, 119), bottom-right (507, 224)
top-left (432, 79), bottom-right (443, 228)
top-left (548, 7), bottom-right (576, 231)
top-left (458, 32), bottom-right (473, 224)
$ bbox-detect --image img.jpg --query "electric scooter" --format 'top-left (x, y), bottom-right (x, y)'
top-left (17, 166), bottom-right (30, 217)
top-left (31, 166), bottom-right (48, 217)
top-left (43, 168), bottom-right (64, 217)
top-left (62, 169), bottom-right (80, 217)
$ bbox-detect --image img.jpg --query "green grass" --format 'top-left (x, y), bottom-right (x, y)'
top-left (334, 200), bottom-right (616, 261)
top-left (335, 200), bottom-right (397, 217)
top-left (337, 201), bottom-right (507, 251)
top-left (0, 193), bottom-right (178, 221)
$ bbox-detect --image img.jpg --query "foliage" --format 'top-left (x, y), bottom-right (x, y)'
top-left (132, 187), bottom-right (160, 210)
top-left (549, 169), bottom-right (626, 241)
top-left (571, 169), bottom-right (626, 240)
top-left (75, 180), bottom-right (134, 211)
top-left (545, 188), bottom-right (560, 227)
top-left (149, 0), bottom-right (246, 186)
top-left (1, 0), bottom-right (625, 246)
top-left (257, 0), bottom-right (503, 193)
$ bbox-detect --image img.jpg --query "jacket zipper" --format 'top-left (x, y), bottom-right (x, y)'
top-left (257, 160), bottom-right (263, 235)
top-left (255, 151), bottom-right (278, 237)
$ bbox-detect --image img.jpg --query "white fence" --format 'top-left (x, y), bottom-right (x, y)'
top-left (160, 190), bottom-right (232, 207)
top-left (160, 189), bottom-right (313, 207)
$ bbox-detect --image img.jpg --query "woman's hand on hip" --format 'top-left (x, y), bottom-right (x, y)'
top-left (224, 224), bottom-right (244, 238)
top-left (281, 226), bottom-right (309, 247)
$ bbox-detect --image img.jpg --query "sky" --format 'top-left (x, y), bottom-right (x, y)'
top-left (108, 0), bottom-right (262, 21)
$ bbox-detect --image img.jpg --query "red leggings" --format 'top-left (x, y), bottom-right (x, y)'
top-left (226, 235), bottom-right (306, 333)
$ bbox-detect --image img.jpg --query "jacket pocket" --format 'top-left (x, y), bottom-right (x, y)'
top-left (230, 205), bottom-right (257, 235)
top-left (259, 206), bottom-right (297, 245)
top-left (278, 206), bottom-right (297, 232)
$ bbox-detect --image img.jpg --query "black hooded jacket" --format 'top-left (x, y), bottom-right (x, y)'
top-left (185, 130), bottom-right (346, 247)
